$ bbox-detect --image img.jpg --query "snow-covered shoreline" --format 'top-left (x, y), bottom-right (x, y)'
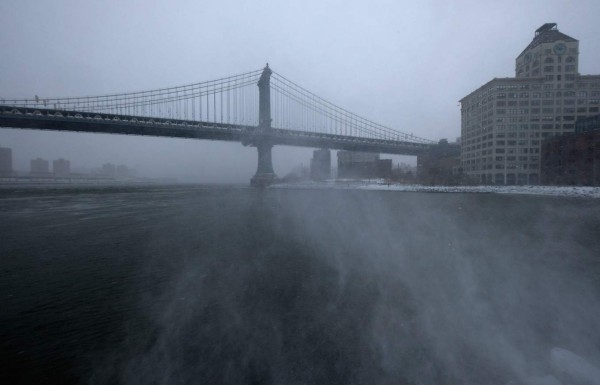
top-left (272, 180), bottom-right (600, 199)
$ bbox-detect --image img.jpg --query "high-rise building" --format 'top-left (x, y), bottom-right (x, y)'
top-left (30, 158), bottom-right (50, 175)
top-left (53, 158), bottom-right (70, 177)
top-left (460, 23), bottom-right (600, 185)
top-left (0, 146), bottom-right (12, 175)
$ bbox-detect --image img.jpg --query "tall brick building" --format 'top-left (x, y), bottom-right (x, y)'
top-left (460, 23), bottom-right (600, 185)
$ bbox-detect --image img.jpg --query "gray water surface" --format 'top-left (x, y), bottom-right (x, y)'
top-left (1, 185), bottom-right (599, 385)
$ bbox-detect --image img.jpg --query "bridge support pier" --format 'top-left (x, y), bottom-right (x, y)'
top-left (249, 64), bottom-right (277, 187)
top-left (251, 141), bottom-right (277, 187)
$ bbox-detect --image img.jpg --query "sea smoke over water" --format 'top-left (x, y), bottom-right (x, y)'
top-left (90, 189), bottom-right (600, 385)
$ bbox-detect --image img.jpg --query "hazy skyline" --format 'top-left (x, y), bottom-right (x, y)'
top-left (1, 0), bottom-right (599, 182)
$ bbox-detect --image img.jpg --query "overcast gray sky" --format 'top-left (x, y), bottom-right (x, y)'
top-left (1, 0), bottom-right (599, 182)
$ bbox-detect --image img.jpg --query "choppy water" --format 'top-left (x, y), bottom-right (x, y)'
top-left (1, 185), bottom-right (599, 385)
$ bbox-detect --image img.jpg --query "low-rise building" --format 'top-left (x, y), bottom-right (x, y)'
top-left (338, 151), bottom-right (387, 179)
top-left (310, 149), bottom-right (331, 180)
top-left (541, 114), bottom-right (600, 186)
top-left (417, 139), bottom-right (461, 185)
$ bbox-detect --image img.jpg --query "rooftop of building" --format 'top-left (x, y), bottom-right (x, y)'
top-left (517, 23), bottom-right (577, 58)
top-left (459, 76), bottom-right (544, 103)
top-left (460, 73), bottom-right (600, 104)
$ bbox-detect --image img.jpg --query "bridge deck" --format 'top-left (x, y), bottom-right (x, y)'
top-left (0, 105), bottom-right (431, 155)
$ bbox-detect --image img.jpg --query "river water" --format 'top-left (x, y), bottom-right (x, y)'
top-left (1, 185), bottom-right (599, 385)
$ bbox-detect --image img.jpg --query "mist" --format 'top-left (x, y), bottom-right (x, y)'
top-left (82, 189), bottom-right (600, 385)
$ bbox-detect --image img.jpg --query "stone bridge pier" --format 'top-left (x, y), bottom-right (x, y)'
top-left (250, 64), bottom-right (277, 187)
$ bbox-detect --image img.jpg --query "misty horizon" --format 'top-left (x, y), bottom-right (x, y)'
top-left (1, 1), bottom-right (598, 183)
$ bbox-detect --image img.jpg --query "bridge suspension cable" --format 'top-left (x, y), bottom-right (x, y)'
top-left (1, 69), bottom-right (262, 127)
top-left (270, 71), bottom-right (433, 144)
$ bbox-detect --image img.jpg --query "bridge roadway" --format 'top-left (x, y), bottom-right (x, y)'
top-left (0, 105), bottom-right (431, 156)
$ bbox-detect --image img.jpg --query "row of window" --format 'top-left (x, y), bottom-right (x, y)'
top-left (543, 65), bottom-right (576, 73)
top-left (464, 157), bottom-right (540, 165)
top-left (463, 131), bottom-right (565, 154)
top-left (463, 82), bottom-right (600, 109)
top-left (497, 91), bottom-right (598, 99)
top-left (496, 107), bottom-right (600, 116)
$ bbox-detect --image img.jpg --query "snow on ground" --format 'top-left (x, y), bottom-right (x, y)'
top-left (272, 180), bottom-right (600, 199)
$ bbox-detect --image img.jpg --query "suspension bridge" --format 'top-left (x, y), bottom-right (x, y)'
top-left (0, 65), bottom-right (435, 186)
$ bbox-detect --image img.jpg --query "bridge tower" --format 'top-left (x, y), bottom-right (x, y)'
top-left (250, 64), bottom-right (277, 187)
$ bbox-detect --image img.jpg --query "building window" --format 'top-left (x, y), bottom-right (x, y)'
top-left (566, 56), bottom-right (575, 63)
top-left (544, 75), bottom-right (554, 81)
top-left (544, 66), bottom-right (554, 72)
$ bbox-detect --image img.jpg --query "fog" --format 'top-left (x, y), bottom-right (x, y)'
top-left (1, 0), bottom-right (599, 182)
top-left (78, 188), bottom-right (600, 385)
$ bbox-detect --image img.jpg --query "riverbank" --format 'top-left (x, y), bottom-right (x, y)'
top-left (272, 179), bottom-right (600, 199)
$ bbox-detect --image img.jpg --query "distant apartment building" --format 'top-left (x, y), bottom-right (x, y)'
top-left (310, 149), bottom-right (331, 180)
top-left (116, 164), bottom-right (133, 179)
top-left (337, 151), bottom-right (391, 179)
top-left (30, 158), bottom-right (50, 175)
top-left (460, 23), bottom-right (600, 185)
top-left (541, 114), bottom-right (600, 186)
top-left (417, 139), bottom-right (461, 185)
top-left (0, 146), bottom-right (12, 175)
top-left (53, 158), bottom-right (71, 177)
top-left (100, 163), bottom-right (116, 178)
